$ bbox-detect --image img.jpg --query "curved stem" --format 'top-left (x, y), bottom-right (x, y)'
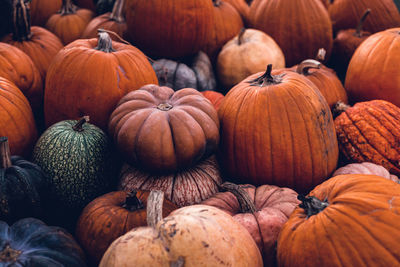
top-left (355, 9), bottom-right (371, 37)
top-left (296, 59), bottom-right (321, 76)
top-left (59, 0), bottom-right (77, 15)
top-left (122, 190), bottom-right (144, 211)
top-left (238, 28), bottom-right (246, 45)
top-left (157, 103), bottom-right (173, 111)
top-left (146, 190), bottom-right (165, 228)
top-left (95, 30), bottom-right (115, 52)
top-left (315, 48), bottom-right (326, 62)
top-left (247, 64), bottom-right (284, 86)
top-left (220, 182), bottom-right (257, 213)
top-left (12, 0), bottom-right (32, 41)
top-left (0, 137), bottom-right (12, 169)
top-left (332, 101), bottom-right (350, 119)
top-left (72, 116), bottom-right (89, 132)
top-left (298, 195), bottom-right (329, 218)
top-left (109, 0), bottom-right (125, 23)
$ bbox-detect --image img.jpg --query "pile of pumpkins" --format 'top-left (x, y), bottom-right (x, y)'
top-left (0, 0), bottom-right (400, 266)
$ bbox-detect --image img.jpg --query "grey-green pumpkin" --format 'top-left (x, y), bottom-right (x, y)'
top-left (32, 116), bottom-right (119, 210)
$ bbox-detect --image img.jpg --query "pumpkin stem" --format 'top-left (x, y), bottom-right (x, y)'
top-left (298, 195), bottom-right (329, 218)
top-left (332, 101), bottom-right (350, 118)
top-left (0, 244), bottom-right (22, 262)
top-left (355, 9), bottom-right (371, 37)
top-left (12, 0), bottom-right (32, 41)
top-left (109, 0), bottom-right (125, 23)
top-left (213, 0), bottom-right (222, 7)
top-left (59, 0), bottom-right (78, 16)
top-left (247, 64), bottom-right (284, 86)
top-left (296, 59), bottom-right (321, 76)
top-left (157, 103), bottom-right (173, 111)
top-left (146, 190), bottom-right (165, 228)
top-left (220, 182), bottom-right (257, 213)
top-left (122, 190), bottom-right (144, 211)
top-left (72, 116), bottom-right (90, 132)
top-left (0, 137), bottom-right (12, 169)
top-left (95, 30), bottom-right (115, 53)
top-left (315, 48), bottom-right (326, 62)
top-left (238, 27), bottom-right (246, 45)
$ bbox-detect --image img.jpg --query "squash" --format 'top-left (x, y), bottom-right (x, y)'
top-left (333, 162), bottom-right (399, 183)
top-left (224, 0), bottom-right (251, 25)
top-left (201, 91), bottom-right (224, 110)
top-left (30, 0), bottom-right (62, 26)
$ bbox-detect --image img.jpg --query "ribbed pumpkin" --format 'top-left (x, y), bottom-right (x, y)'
top-left (202, 182), bottom-right (299, 266)
top-left (30, 0), bottom-right (62, 26)
top-left (218, 65), bottom-right (338, 194)
top-left (0, 42), bottom-right (42, 111)
top-left (333, 162), bottom-right (399, 183)
top-left (44, 31), bottom-right (157, 130)
top-left (249, 0), bottom-right (333, 66)
top-left (334, 100), bottom-right (400, 176)
top-left (1, 0), bottom-right (64, 81)
top-left (277, 174), bottom-right (400, 267)
top-left (118, 156), bottom-right (222, 207)
top-left (0, 77), bottom-right (37, 158)
top-left (125, 0), bottom-right (214, 58)
top-left (76, 190), bottom-right (177, 265)
top-left (45, 0), bottom-right (94, 45)
top-left (109, 84), bottom-right (220, 173)
top-left (345, 28), bottom-right (400, 106)
top-left (0, 218), bottom-right (86, 266)
top-left (201, 90), bottom-right (224, 110)
top-left (328, 0), bottom-right (400, 33)
top-left (0, 137), bottom-right (46, 223)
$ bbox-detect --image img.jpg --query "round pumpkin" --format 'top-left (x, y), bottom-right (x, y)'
top-left (118, 156), bottom-right (222, 207)
top-left (277, 174), bottom-right (400, 266)
top-left (202, 182), bottom-right (299, 266)
top-left (0, 77), bottom-right (37, 158)
top-left (30, 0), bottom-right (62, 26)
top-left (125, 0), bottom-right (214, 58)
top-left (76, 190), bottom-right (177, 265)
top-left (345, 28), bottom-right (400, 106)
top-left (333, 162), bottom-right (399, 183)
top-left (201, 90), bottom-right (224, 110)
top-left (224, 0), bottom-right (251, 25)
top-left (109, 84), bottom-right (220, 173)
top-left (249, 0), bottom-right (333, 66)
top-left (44, 31), bottom-right (158, 130)
top-left (217, 28), bottom-right (285, 91)
top-left (45, 0), bottom-right (94, 45)
top-left (0, 218), bottom-right (86, 266)
top-left (218, 65), bottom-right (338, 194)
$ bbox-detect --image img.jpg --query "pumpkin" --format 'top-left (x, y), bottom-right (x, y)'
top-left (333, 162), bottom-right (399, 183)
top-left (202, 182), bottom-right (299, 266)
top-left (201, 90), bottom-right (224, 110)
top-left (2, 0), bottom-right (64, 80)
top-left (334, 100), bottom-right (400, 176)
top-left (125, 0), bottom-right (214, 58)
top-left (249, 0), bottom-right (333, 66)
top-left (217, 28), bottom-right (285, 92)
top-left (224, 0), bottom-right (251, 25)
top-left (109, 84), bottom-right (220, 173)
top-left (328, 0), bottom-right (400, 33)
top-left (218, 65), bottom-right (338, 194)
top-left (277, 174), bottom-right (400, 267)
top-left (30, 0), bottom-right (62, 26)
top-left (45, 0), bottom-right (94, 45)
top-left (99, 191), bottom-right (263, 267)
top-left (152, 51), bottom-right (217, 92)
top-left (76, 190), bottom-right (177, 265)
top-left (81, 0), bottom-right (126, 40)
top-left (44, 31), bottom-right (157, 130)
top-left (0, 42), bottom-right (42, 111)
top-left (319, 0), bottom-right (330, 9)
top-left (32, 116), bottom-right (119, 212)
top-left (118, 156), bottom-right (222, 207)
top-left (345, 28), bottom-right (400, 106)
top-left (0, 218), bottom-right (86, 266)
top-left (0, 137), bottom-right (46, 223)
top-left (0, 77), bottom-right (37, 158)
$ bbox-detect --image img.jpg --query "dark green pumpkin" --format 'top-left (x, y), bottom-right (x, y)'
top-left (32, 117), bottom-right (119, 211)
top-left (0, 137), bottom-right (46, 224)
top-left (0, 217), bottom-right (86, 266)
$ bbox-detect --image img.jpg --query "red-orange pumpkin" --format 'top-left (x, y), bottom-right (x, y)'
top-left (201, 90), bottom-right (224, 110)
top-left (30, 0), bottom-right (62, 26)
top-left (224, 0), bottom-right (251, 25)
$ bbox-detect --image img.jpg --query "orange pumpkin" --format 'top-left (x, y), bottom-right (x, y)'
top-left (30, 0), bottom-right (62, 26)
top-left (44, 31), bottom-right (157, 130)
top-left (224, 0), bottom-right (251, 25)
top-left (201, 90), bottom-right (224, 110)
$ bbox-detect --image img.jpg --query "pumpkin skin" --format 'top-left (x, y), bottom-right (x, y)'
top-left (334, 100), bottom-right (400, 176)
top-left (45, 0), bottom-right (95, 45)
top-left (224, 0), bottom-right (251, 25)
top-left (333, 162), bottom-right (399, 183)
top-left (345, 28), bottom-right (400, 106)
top-left (217, 28), bottom-right (285, 91)
top-left (277, 174), bottom-right (400, 267)
top-left (118, 156), bottom-right (222, 207)
top-left (0, 77), bottom-right (38, 158)
top-left (100, 204), bottom-right (263, 267)
top-left (0, 42), bottom-right (43, 111)
top-left (328, 0), bottom-right (400, 33)
top-left (109, 84), bottom-right (220, 173)
top-left (249, 0), bottom-right (333, 66)
top-left (201, 91), bottom-right (224, 110)
top-left (202, 183), bottom-right (299, 266)
top-left (76, 190), bottom-right (177, 265)
top-left (125, 0), bottom-right (214, 58)
top-left (218, 65), bottom-right (338, 194)
top-left (44, 32), bottom-right (158, 130)
top-left (0, 218), bottom-right (86, 266)
top-left (30, 0), bottom-right (62, 26)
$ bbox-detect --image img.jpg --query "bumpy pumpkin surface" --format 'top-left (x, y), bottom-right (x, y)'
top-left (278, 174), bottom-right (400, 267)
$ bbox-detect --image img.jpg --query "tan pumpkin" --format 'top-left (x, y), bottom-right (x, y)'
top-left (217, 28), bottom-right (285, 91)
top-left (30, 0), bottom-right (62, 26)
top-left (333, 162), bottom-right (399, 183)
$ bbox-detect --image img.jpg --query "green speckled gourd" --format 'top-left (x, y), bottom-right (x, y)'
top-left (32, 116), bottom-right (118, 210)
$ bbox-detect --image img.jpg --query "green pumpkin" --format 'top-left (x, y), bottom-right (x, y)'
top-left (32, 117), bottom-right (119, 211)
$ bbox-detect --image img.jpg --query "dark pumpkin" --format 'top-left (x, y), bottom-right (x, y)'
top-left (30, 0), bottom-right (62, 26)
